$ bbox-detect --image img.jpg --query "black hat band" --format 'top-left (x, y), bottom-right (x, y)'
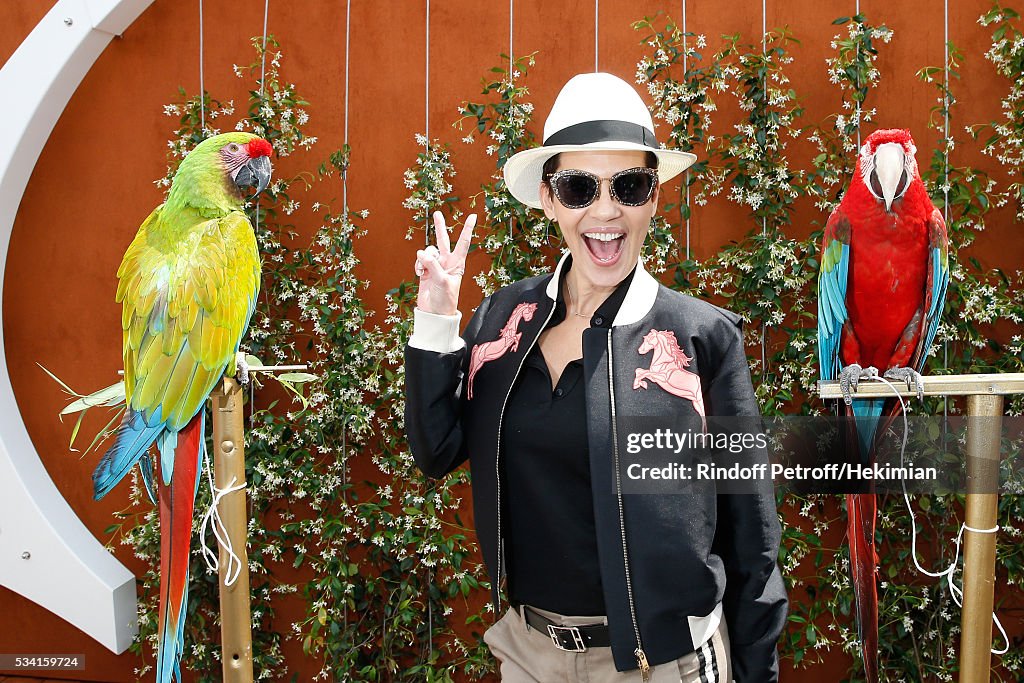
top-left (543, 120), bottom-right (659, 149)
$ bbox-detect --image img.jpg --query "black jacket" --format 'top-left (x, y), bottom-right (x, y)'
top-left (405, 255), bottom-right (787, 680)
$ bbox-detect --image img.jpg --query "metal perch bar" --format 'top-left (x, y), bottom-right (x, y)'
top-left (817, 373), bottom-right (1016, 683)
top-left (818, 372), bottom-right (1024, 399)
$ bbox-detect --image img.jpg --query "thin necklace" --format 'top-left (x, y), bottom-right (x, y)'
top-left (566, 279), bottom-right (594, 319)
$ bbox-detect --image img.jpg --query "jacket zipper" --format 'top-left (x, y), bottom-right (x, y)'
top-left (493, 300), bottom-right (557, 615)
top-left (607, 330), bottom-right (650, 681)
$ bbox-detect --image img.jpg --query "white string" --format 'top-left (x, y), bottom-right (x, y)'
top-left (200, 449), bottom-right (246, 587)
top-left (854, 372), bottom-right (1009, 655)
top-left (198, 0), bottom-right (205, 134)
top-left (594, 0), bottom-right (599, 72)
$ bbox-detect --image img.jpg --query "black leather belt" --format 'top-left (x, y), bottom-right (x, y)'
top-left (519, 605), bottom-right (611, 652)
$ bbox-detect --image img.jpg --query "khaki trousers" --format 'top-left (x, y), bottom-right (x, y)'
top-left (483, 605), bottom-right (731, 683)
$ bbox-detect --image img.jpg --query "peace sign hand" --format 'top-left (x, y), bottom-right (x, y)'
top-left (415, 211), bottom-right (476, 316)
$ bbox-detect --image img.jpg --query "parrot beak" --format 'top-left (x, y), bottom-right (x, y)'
top-left (234, 155), bottom-right (273, 196)
top-left (873, 143), bottom-right (906, 213)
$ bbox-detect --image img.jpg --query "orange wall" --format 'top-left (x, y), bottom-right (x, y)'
top-left (1, 1), bottom-right (1019, 681)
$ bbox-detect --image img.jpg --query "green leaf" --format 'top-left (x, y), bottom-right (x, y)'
top-left (61, 381), bottom-right (126, 415)
top-left (275, 372), bottom-right (318, 383)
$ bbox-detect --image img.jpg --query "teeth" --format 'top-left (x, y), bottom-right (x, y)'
top-left (583, 232), bottom-right (624, 242)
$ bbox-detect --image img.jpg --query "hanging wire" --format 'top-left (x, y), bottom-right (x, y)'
top-left (855, 0), bottom-right (861, 150)
top-left (682, 0), bottom-right (690, 261)
top-left (942, 0), bottom-right (950, 421)
top-left (760, 0), bottom-right (767, 376)
top-left (423, 0), bottom-right (434, 658)
top-left (424, 0), bottom-right (431, 246)
top-left (509, 0), bottom-right (517, 245)
top-left (509, 0), bottom-right (514, 63)
top-left (259, 2), bottom-right (270, 89)
top-left (250, 0), bottom-right (271, 429)
top-left (594, 0), bottom-right (599, 72)
top-left (341, 0), bottom-right (352, 636)
top-left (198, 0), bottom-right (205, 134)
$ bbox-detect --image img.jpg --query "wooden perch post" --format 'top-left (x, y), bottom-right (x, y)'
top-left (818, 373), bottom-right (1023, 683)
top-left (207, 363), bottom-right (308, 683)
top-left (210, 377), bottom-right (253, 683)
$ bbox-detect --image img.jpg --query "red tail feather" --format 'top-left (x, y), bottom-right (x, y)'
top-left (156, 413), bottom-right (203, 682)
top-left (847, 492), bottom-right (879, 683)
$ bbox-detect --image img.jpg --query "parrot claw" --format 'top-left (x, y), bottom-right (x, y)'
top-left (883, 366), bottom-right (924, 402)
top-left (235, 352), bottom-right (250, 386)
top-left (839, 364), bottom-right (879, 405)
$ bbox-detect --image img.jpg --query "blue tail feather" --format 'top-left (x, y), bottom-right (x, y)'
top-left (139, 453), bottom-right (157, 505)
top-left (93, 407), bottom-right (164, 500)
top-left (850, 398), bottom-right (885, 462)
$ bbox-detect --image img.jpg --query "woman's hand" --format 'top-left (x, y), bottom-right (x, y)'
top-left (415, 211), bottom-right (476, 316)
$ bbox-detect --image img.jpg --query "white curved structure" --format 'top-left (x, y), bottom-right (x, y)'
top-left (0, 0), bottom-right (154, 655)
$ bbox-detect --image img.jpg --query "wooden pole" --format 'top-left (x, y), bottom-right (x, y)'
top-left (210, 378), bottom-right (254, 683)
top-left (958, 394), bottom-right (1003, 683)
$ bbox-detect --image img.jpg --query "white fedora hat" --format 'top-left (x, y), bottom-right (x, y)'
top-left (503, 72), bottom-right (697, 210)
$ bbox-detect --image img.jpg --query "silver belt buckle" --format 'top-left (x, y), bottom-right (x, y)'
top-left (547, 624), bottom-right (587, 652)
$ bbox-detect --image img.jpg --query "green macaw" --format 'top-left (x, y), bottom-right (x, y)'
top-left (92, 132), bottom-right (272, 682)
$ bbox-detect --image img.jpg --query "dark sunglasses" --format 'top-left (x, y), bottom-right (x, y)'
top-left (546, 167), bottom-right (659, 209)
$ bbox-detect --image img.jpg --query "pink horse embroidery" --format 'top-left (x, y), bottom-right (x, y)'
top-left (634, 329), bottom-right (707, 431)
top-left (467, 302), bottom-right (538, 400)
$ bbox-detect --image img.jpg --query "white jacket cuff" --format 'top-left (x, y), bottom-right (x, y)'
top-left (408, 308), bottom-right (465, 353)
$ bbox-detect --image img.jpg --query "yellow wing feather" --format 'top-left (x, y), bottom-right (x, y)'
top-left (118, 209), bottom-right (260, 431)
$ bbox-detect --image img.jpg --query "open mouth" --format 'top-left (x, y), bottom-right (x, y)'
top-left (583, 232), bottom-right (625, 265)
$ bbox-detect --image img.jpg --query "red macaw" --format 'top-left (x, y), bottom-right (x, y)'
top-left (91, 132), bottom-right (272, 682)
top-left (817, 128), bottom-right (949, 682)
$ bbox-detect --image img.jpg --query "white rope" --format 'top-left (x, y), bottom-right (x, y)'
top-left (199, 449), bottom-right (246, 587)
top-left (594, 0), bottom-right (599, 72)
top-left (853, 372), bottom-right (1009, 655)
top-left (198, 0), bottom-right (205, 135)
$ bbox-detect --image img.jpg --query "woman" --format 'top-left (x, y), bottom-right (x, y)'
top-left (405, 73), bottom-right (787, 682)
